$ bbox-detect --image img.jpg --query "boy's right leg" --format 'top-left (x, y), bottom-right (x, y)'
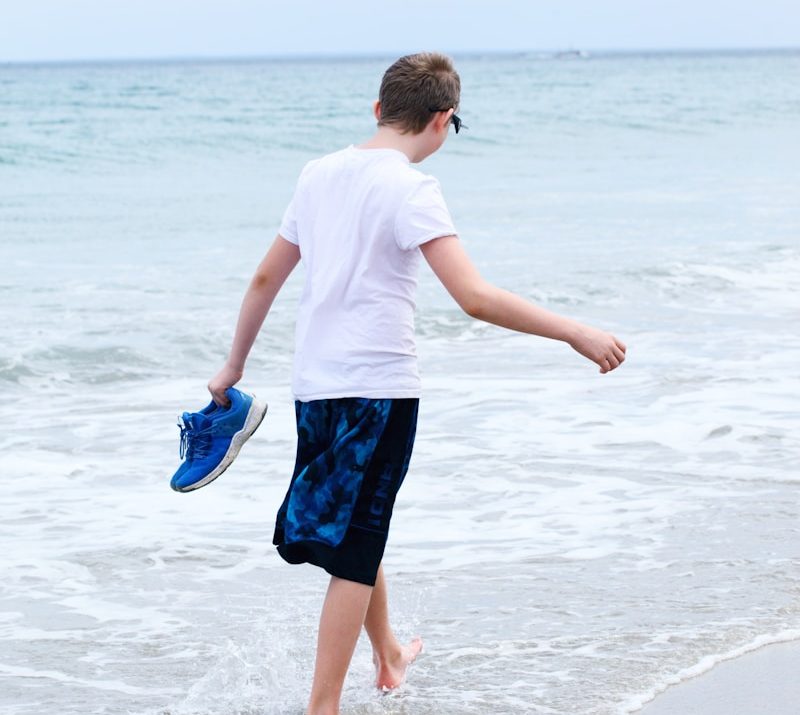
top-left (363, 563), bottom-right (423, 689)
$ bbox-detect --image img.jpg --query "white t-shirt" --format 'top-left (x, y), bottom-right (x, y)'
top-left (279, 144), bottom-right (458, 401)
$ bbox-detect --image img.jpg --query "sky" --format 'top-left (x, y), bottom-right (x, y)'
top-left (1, 0), bottom-right (798, 63)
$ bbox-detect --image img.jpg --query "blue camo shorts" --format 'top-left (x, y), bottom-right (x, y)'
top-left (272, 397), bottom-right (419, 586)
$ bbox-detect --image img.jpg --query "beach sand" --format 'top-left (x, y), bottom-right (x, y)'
top-left (638, 639), bottom-right (800, 714)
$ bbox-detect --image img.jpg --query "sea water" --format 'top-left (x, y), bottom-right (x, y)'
top-left (1, 50), bottom-right (799, 714)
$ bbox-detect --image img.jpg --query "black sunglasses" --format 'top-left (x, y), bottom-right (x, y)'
top-left (428, 107), bottom-right (467, 134)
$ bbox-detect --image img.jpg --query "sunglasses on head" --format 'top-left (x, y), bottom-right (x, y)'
top-left (428, 107), bottom-right (467, 134)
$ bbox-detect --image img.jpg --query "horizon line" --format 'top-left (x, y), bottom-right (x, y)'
top-left (2, 45), bottom-right (798, 67)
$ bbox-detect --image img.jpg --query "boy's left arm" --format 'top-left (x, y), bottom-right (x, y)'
top-left (208, 234), bottom-right (300, 405)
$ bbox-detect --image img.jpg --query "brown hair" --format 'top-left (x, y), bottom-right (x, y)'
top-left (377, 52), bottom-right (461, 135)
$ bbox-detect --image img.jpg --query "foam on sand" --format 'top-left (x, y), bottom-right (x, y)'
top-left (625, 631), bottom-right (800, 714)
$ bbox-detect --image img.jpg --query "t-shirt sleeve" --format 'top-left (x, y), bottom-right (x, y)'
top-left (278, 192), bottom-right (299, 245)
top-left (279, 159), bottom-right (319, 245)
top-left (394, 175), bottom-right (458, 251)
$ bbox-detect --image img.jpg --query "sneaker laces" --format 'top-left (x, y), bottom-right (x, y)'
top-left (178, 416), bottom-right (214, 461)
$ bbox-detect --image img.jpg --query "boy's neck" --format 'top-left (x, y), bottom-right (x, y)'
top-left (356, 126), bottom-right (436, 164)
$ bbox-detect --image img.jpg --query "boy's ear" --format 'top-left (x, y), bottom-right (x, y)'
top-left (373, 100), bottom-right (381, 121)
top-left (430, 107), bottom-right (454, 133)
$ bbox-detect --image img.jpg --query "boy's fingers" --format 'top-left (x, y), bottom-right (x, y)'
top-left (598, 351), bottom-right (623, 373)
top-left (207, 383), bottom-right (230, 407)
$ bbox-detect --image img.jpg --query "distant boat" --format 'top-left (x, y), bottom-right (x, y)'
top-left (554, 50), bottom-right (589, 59)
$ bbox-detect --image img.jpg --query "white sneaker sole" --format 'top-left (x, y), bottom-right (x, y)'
top-left (178, 397), bottom-right (268, 492)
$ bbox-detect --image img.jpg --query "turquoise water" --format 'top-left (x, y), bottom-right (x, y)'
top-left (2, 50), bottom-right (799, 714)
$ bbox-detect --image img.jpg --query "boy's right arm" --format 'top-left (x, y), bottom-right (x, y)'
top-left (207, 234), bottom-right (300, 406)
top-left (420, 235), bottom-right (626, 373)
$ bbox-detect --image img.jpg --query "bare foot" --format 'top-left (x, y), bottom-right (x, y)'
top-left (373, 637), bottom-right (423, 691)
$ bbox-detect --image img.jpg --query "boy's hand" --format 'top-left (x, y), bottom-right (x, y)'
top-left (568, 325), bottom-right (627, 373)
top-left (207, 362), bottom-right (244, 407)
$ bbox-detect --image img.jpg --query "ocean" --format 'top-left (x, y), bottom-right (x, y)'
top-left (1, 49), bottom-right (799, 714)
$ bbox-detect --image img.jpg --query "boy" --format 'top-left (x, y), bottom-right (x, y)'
top-left (207, 52), bottom-right (625, 715)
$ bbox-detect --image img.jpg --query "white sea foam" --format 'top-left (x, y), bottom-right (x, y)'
top-left (621, 630), bottom-right (800, 713)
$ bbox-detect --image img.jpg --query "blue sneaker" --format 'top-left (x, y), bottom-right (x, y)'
top-left (170, 387), bottom-right (268, 493)
top-left (170, 397), bottom-right (222, 487)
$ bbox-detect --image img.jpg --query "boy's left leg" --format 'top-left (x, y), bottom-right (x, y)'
top-left (306, 575), bottom-right (373, 715)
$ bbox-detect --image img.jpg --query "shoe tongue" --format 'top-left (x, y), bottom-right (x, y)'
top-left (187, 412), bottom-right (212, 431)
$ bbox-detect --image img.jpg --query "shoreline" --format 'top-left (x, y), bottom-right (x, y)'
top-left (630, 635), bottom-right (800, 714)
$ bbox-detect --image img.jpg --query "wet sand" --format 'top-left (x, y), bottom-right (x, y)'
top-left (638, 639), bottom-right (800, 715)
